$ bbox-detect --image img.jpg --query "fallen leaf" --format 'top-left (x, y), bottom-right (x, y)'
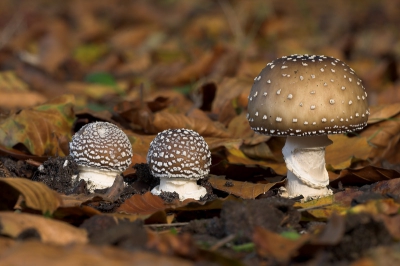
top-left (0, 212), bottom-right (87, 245)
top-left (0, 177), bottom-right (62, 214)
top-left (330, 165), bottom-right (400, 187)
top-left (0, 94), bottom-right (75, 156)
top-left (208, 175), bottom-right (284, 199)
top-left (326, 134), bottom-right (372, 170)
top-left (0, 238), bottom-right (192, 266)
top-left (253, 227), bottom-right (310, 263)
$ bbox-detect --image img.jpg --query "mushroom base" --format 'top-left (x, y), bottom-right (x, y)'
top-left (282, 135), bottom-right (333, 201)
top-left (78, 165), bottom-right (120, 192)
top-left (151, 178), bottom-right (207, 201)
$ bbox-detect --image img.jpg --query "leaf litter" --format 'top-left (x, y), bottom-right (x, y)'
top-left (0, 0), bottom-right (400, 265)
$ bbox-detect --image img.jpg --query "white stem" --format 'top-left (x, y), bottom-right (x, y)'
top-left (151, 178), bottom-right (207, 201)
top-left (78, 165), bottom-right (120, 192)
top-left (282, 135), bottom-right (333, 200)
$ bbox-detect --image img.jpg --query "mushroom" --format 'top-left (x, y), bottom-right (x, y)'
top-left (69, 121), bottom-right (133, 192)
top-left (147, 128), bottom-right (211, 201)
top-left (247, 54), bottom-right (369, 201)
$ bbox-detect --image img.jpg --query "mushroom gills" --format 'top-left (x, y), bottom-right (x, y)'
top-left (151, 177), bottom-right (207, 201)
top-left (282, 135), bottom-right (333, 201)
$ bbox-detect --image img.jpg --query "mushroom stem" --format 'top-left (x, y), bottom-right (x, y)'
top-left (78, 165), bottom-right (120, 192)
top-left (282, 135), bottom-right (333, 201)
top-left (151, 178), bottom-right (207, 201)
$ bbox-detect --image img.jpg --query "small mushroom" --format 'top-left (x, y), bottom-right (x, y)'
top-left (247, 54), bottom-right (369, 201)
top-left (69, 122), bottom-right (132, 192)
top-left (147, 128), bottom-right (211, 201)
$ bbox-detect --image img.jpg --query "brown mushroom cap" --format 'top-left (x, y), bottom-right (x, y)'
top-left (247, 54), bottom-right (369, 136)
top-left (147, 128), bottom-right (211, 180)
top-left (69, 122), bottom-right (132, 172)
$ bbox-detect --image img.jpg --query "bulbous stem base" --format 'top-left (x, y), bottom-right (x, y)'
top-left (151, 178), bottom-right (207, 201)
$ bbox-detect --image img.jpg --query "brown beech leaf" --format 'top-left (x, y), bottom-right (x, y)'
top-left (330, 165), bottom-right (400, 187)
top-left (208, 175), bottom-right (285, 199)
top-left (117, 192), bottom-right (166, 215)
top-left (228, 113), bottom-right (270, 145)
top-left (0, 212), bottom-right (87, 245)
top-left (0, 239), bottom-right (192, 266)
top-left (326, 134), bottom-right (372, 170)
top-left (118, 192), bottom-right (241, 215)
top-left (253, 227), bottom-right (310, 263)
top-left (151, 111), bottom-right (230, 138)
top-left (367, 103), bottom-right (400, 124)
top-left (154, 45), bottom-right (225, 86)
top-left (360, 111), bottom-right (400, 163)
top-left (0, 94), bottom-right (75, 156)
top-left (0, 177), bottom-right (62, 214)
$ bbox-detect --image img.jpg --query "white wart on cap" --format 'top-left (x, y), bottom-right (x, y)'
top-left (247, 54), bottom-right (369, 201)
top-left (69, 121), bottom-right (132, 192)
top-left (247, 54), bottom-right (369, 136)
top-left (147, 128), bottom-right (211, 201)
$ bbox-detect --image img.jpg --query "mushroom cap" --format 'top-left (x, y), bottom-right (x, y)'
top-left (247, 54), bottom-right (369, 136)
top-left (147, 128), bottom-right (212, 180)
top-left (69, 122), bottom-right (132, 172)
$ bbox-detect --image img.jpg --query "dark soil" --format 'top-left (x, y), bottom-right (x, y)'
top-left (0, 155), bottom-right (397, 265)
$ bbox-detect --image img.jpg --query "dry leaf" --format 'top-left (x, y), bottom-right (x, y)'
top-left (0, 95), bottom-right (75, 156)
top-left (208, 175), bottom-right (284, 199)
top-left (0, 212), bottom-right (87, 245)
top-left (0, 177), bottom-right (62, 214)
top-left (253, 227), bottom-right (310, 263)
top-left (326, 135), bottom-right (372, 170)
top-left (0, 238), bottom-right (192, 266)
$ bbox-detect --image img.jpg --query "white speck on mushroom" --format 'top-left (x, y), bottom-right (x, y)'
top-left (263, 92), bottom-right (268, 96)
top-left (311, 74), bottom-right (315, 78)
top-left (287, 94), bottom-right (293, 99)
top-left (331, 119), bottom-right (335, 122)
top-left (342, 86), bottom-right (346, 90)
top-left (340, 118), bottom-right (344, 122)
top-left (281, 66), bottom-right (288, 69)
top-left (324, 82), bottom-right (327, 86)
top-left (322, 118), bottom-right (327, 122)
top-left (257, 76), bottom-right (261, 81)
top-left (277, 89), bottom-right (281, 95)
top-left (302, 62), bottom-right (308, 66)
top-left (267, 79), bottom-right (271, 83)
top-left (304, 121), bottom-right (309, 125)
top-left (276, 117), bottom-right (282, 122)
top-left (331, 69), bottom-right (335, 72)
top-left (310, 105), bottom-right (316, 110)
top-left (349, 100), bottom-right (352, 105)
top-left (255, 112), bottom-right (258, 116)
top-left (330, 79), bottom-right (334, 82)
top-left (293, 118), bottom-right (298, 122)
top-left (320, 68), bottom-right (324, 72)
top-left (310, 90), bottom-right (316, 94)
top-left (299, 102), bottom-right (303, 107)
top-left (329, 99), bottom-right (335, 104)
top-left (356, 113), bottom-right (359, 117)
top-left (349, 77), bottom-right (352, 82)
top-left (263, 115), bottom-right (267, 120)
top-left (300, 76), bottom-right (304, 81)
top-left (331, 62), bottom-right (336, 66)
top-left (271, 65), bottom-right (275, 69)
top-left (312, 122), bottom-right (316, 125)
top-left (254, 91), bottom-right (258, 97)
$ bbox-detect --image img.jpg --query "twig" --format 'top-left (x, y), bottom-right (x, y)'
top-left (145, 222), bottom-right (189, 228)
top-left (297, 203), bottom-right (332, 212)
top-left (210, 234), bottom-right (236, 251)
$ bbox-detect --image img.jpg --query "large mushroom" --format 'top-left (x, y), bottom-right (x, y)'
top-left (69, 122), bottom-right (133, 192)
top-left (147, 128), bottom-right (212, 201)
top-left (247, 54), bottom-right (369, 201)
